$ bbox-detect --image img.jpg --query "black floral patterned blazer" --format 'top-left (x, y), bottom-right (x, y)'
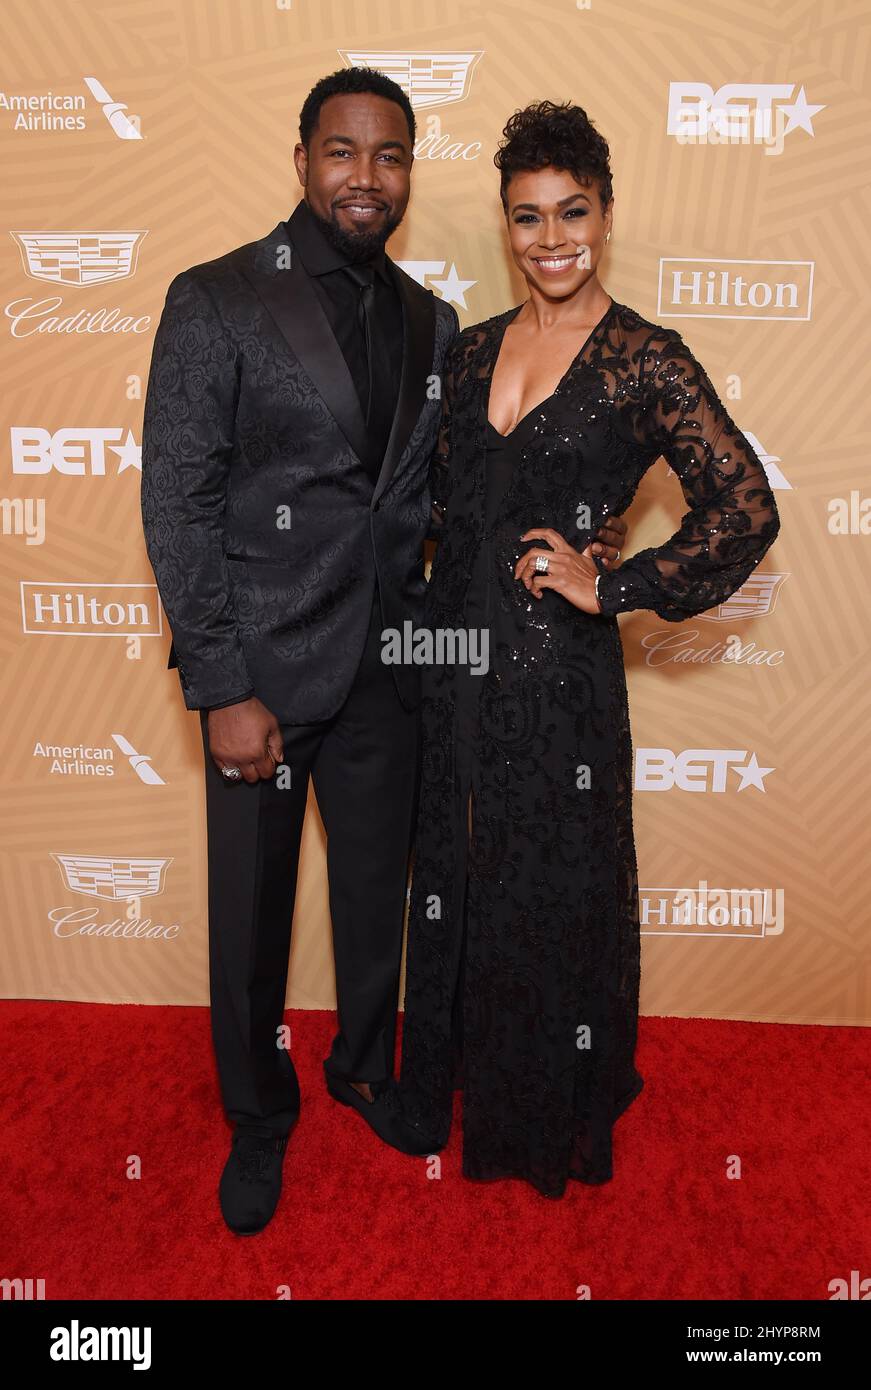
top-left (140, 206), bottom-right (459, 721)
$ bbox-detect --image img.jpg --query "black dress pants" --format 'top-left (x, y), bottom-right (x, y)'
top-left (199, 588), bottom-right (421, 1138)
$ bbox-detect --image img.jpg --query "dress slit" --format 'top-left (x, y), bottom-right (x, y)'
top-left (447, 787), bottom-right (472, 1089)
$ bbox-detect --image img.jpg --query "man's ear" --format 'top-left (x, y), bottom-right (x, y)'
top-left (292, 142), bottom-right (307, 187)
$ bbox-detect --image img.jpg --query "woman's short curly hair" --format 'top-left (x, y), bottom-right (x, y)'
top-left (494, 100), bottom-right (613, 213)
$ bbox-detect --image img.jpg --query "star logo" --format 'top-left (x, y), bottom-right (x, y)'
top-left (110, 430), bottom-right (141, 473)
top-left (779, 85), bottom-right (825, 137)
top-left (429, 263), bottom-right (477, 308)
top-left (734, 753), bottom-right (775, 792)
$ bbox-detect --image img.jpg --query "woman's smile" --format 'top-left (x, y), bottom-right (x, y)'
top-left (531, 250), bottom-right (585, 274)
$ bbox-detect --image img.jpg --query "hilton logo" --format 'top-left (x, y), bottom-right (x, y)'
top-left (658, 258), bottom-right (814, 322)
top-left (640, 883), bottom-right (784, 936)
top-left (20, 583), bottom-right (162, 637)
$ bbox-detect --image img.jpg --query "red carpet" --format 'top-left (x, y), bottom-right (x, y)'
top-left (1, 1001), bottom-right (867, 1300)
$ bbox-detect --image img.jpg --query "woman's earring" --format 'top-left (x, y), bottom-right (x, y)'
top-left (605, 232), bottom-right (611, 243)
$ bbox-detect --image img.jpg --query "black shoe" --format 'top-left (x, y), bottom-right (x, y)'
top-left (325, 1073), bottom-right (440, 1156)
top-left (219, 1131), bottom-right (289, 1235)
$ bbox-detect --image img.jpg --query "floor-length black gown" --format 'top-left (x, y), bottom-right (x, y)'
top-left (399, 299), bottom-right (781, 1197)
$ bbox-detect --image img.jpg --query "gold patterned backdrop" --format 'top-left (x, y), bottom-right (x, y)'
top-left (1, 0), bottom-right (868, 1024)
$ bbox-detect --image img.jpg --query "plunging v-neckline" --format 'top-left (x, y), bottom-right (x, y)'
top-left (485, 412), bottom-right (538, 446)
top-left (485, 296), bottom-right (615, 438)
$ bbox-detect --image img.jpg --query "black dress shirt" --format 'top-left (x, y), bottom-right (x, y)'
top-left (290, 197), bottom-right (403, 443)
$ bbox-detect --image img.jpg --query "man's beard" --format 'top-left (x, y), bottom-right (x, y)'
top-left (307, 199), bottom-right (404, 263)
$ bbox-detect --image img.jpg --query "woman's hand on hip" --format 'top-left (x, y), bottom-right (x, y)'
top-left (515, 528), bottom-right (603, 615)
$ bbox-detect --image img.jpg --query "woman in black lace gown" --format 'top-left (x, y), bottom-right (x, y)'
top-left (398, 101), bottom-right (781, 1198)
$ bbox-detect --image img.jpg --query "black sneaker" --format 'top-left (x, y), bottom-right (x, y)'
top-left (219, 1132), bottom-right (289, 1235)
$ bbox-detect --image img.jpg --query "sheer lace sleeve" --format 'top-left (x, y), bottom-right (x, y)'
top-left (596, 330), bottom-right (781, 620)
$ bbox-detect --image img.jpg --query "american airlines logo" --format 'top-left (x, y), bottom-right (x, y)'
top-left (20, 583), bottom-right (163, 638)
top-left (32, 733), bottom-right (166, 785)
top-left (635, 750), bottom-right (774, 793)
top-left (658, 259), bottom-right (814, 322)
top-left (10, 427), bottom-right (141, 474)
top-left (11, 231), bottom-right (147, 287)
top-left (0, 76), bottom-right (143, 138)
top-left (667, 82), bottom-right (824, 151)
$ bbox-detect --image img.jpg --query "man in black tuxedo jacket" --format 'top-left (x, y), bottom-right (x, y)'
top-left (141, 67), bottom-right (626, 1235)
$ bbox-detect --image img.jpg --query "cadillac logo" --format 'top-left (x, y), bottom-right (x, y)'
top-left (700, 572), bottom-right (789, 622)
top-left (10, 230), bottom-right (147, 287)
top-left (338, 50), bottom-right (483, 109)
top-left (52, 853), bottom-right (171, 900)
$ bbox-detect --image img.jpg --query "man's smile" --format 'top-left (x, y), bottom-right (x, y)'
top-left (336, 200), bottom-right (386, 222)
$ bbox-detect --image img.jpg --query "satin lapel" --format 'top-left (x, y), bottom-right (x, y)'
top-left (232, 222), bottom-right (369, 464)
top-left (372, 263), bottom-right (437, 506)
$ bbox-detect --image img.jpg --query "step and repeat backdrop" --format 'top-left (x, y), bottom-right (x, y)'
top-left (1, 0), bottom-right (868, 1022)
